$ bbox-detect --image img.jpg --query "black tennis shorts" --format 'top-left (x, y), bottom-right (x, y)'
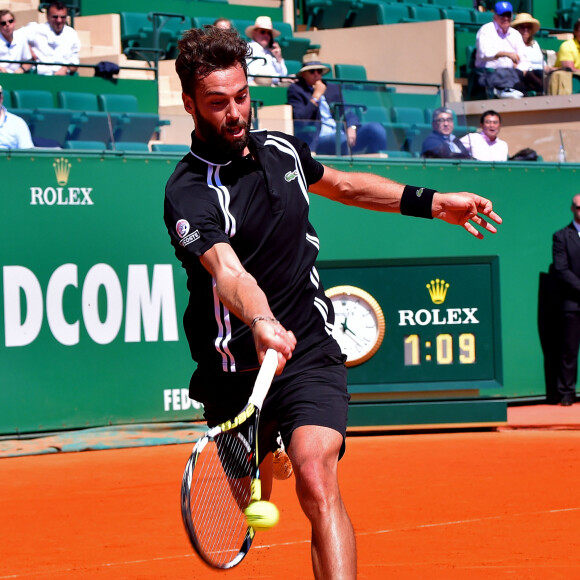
top-left (189, 337), bottom-right (350, 459)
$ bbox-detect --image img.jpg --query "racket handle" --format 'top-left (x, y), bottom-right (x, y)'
top-left (248, 349), bottom-right (278, 409)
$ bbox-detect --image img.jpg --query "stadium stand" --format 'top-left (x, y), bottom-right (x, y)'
top-left (0, 0), bottom-right (575, 158)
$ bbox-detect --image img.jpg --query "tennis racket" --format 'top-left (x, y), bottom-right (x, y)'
top-left (181, 348), bottom-right (278, 569)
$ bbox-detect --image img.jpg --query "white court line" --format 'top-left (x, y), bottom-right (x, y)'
top-left (2, 507), bottom-right (579, 578)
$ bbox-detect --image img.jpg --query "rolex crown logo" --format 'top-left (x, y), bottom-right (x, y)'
top-left (426, 279), bottom-right (449, 304)
top-left (53, 157), bottom-right (72, 186)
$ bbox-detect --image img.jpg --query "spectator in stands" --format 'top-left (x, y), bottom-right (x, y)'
top-left (0, 85), bottom-right (34, 149)
top-left (287, 54), bottom-right (387, 155)
top-left (555, 18), bottom-right (580, 73)
top-left (475, 1), bottom-right (528, 98)
top-left (460, 110), bottom-right (508, 161)
top-left (421, 107), bottom-right (471, 159)
top-left (213, 18), bottom-right (232, 30)
top-left (512, 12), bottom-right (548, 95)
top-left (0, 10), bottom-right (32, 73)
top-left (29, 1), bottom-right (80, 76)
top-left (245, 16), bottom-right (288, 86)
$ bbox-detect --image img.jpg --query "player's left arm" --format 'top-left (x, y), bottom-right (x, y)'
top-left (309, 164), bottom-right (502, 239)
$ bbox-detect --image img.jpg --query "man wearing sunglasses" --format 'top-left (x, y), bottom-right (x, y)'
top-left (28, 0), bottom-right (80, 76)
top-left (0, 10), bottom-right (32, 73)
top-left (245, 16), bottom-right (287, 86)
top-left (287, 54), bottom-right (387, 155)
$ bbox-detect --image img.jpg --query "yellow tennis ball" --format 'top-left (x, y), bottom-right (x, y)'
top-left (244, 500), bottom-right (279, 531)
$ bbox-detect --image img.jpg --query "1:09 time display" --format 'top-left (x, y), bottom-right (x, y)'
top-left (404, 333), bottom-right (476, 365)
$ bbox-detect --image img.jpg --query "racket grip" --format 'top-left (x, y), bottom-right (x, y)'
top-left (248, 349), bottom-right (278, 409)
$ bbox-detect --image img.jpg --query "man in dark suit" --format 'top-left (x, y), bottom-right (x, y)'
top-left (552, 194), bottom-right (580, 406)
top-left (287, 55), bottom-right (386, 155)
top-left (421, 107), bottom-right (472, 159)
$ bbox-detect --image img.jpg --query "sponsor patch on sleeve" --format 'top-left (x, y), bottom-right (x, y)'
top-left (179, 230), bottom-right (200, 247)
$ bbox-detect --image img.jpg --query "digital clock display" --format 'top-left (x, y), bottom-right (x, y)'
top-left (319, 257), bottom-right (502, 392)
top-left (404, 333), bottom-right (476, 365)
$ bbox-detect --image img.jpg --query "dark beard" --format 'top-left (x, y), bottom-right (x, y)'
top-left (194, 107), bottom-right (253, 157)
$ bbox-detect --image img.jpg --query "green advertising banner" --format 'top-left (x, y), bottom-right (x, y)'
top-left (0, 149), bottom-right (576, 435)
top-left (0, 151), bottom-right (201, 434)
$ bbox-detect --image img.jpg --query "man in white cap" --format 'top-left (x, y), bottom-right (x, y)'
top-left (0, 86), bottom-right (34, 149)
top-left (287, 54), bottom-right (387, 155)
top-left (475, 1), bottom-right (529, 98)
top-left (245, 16), bottom-right (287, 85)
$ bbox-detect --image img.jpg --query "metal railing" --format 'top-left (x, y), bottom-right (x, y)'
top-left (0, 59), bottom-right (158, 79)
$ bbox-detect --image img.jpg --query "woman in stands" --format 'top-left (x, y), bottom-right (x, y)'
top-left (512, 12), bottom-right (550, 95)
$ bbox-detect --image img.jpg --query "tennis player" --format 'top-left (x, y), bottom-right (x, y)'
top-left (164, 27), bottom-right (502, 579)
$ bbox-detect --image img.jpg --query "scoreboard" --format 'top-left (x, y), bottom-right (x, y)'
top-left (320, 256), bottom-right (503, 403)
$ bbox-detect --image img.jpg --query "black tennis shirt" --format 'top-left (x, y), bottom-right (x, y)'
top-left (164, 129), bottom-right (337, 373)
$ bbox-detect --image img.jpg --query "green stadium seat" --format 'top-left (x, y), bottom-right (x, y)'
top-left (285, 59), bottom-right (303, 76)
top-left (64, 140), bottom-right (107, 150)
top-left (2, 89), bottom-right (12, 108)
top-left (191, 16), bottom-right (219, 29)
top-left (98, 93), bottom-right (167, 143)
top-left (231, 19), bottom-right (254, 38)
top-left (58, 91), bottom-right (113, 144)
top-left (439, 7), bottom-right (477, 25)
top-left (334, 64), bottom-right (368, 82)
top-left (341, 88), bottom-right (390, 108)
top-left (406, 5), bottom-right (442, 23)
top-left (12, 90), bottom-right (55, 109)
top-left (277, 36), bottom-right (312, 62)
top-left (97, 93), bottom-right (139, 113)
top-left (391, 106), bottom-right (430, 128)
top-left (113, 113), bottom-right (163, 143)
top-left (151, 143), bottom-right (190, 153)
top-left (471, 10), bottom-right (493, 25)
top-left (357, 105), bottom-right (409, 151)
top-left (108, 142), bottom-right (151, 152)
top-left (424, 0), bottom-right (460, 5)
top-left (347, 2), bottom-right (411, 27)
top-left (304, 0), bottom-right (354, 30)
top-left (120, 11), bottom-right (187, 60)
top-left (385, 150), bottom-right (414, 158)
top-left (57, 91), bottom-right (99, 111)
top-left (28, 109), bottom-right (74, 147)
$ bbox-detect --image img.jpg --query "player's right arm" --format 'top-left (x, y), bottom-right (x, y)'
top-left (200, 242), bottom-right (296, 371)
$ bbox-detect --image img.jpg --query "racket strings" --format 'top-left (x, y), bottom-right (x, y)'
top-left (187, 430), bottom-right (254, 568)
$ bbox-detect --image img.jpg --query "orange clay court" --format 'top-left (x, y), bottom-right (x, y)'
top-left (1, 408), bottom-right (580, 580)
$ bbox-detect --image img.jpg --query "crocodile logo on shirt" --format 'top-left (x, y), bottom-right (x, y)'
top-left (284, 170), bottom-right (299, 182)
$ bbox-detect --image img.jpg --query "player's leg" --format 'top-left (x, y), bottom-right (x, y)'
top-left (259, 453), bottom-right (273, 500)
top-left (288, 424), bottom-right (356, 580)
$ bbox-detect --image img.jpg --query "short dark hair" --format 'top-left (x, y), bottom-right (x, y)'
top-left (480, 110), bottom-right (501, 124)
top-left (176, 27), bottom-right (251, 95)
top-left (47, 1), bottom-right (68, 12)
top-left (0, 9), bottom-right (14, 20)
top-left (574, 18), bottom-right (580, 32)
